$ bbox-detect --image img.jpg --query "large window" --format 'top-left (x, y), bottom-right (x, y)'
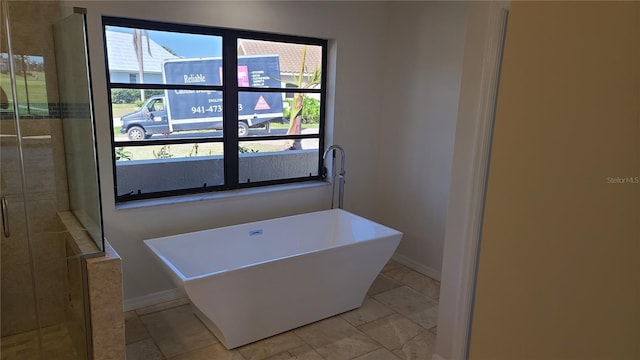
top-left (103, 17), bottom-right (326, 202)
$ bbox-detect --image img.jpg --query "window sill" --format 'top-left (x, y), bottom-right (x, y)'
top-left (114, 181), bottom-right (330, 210)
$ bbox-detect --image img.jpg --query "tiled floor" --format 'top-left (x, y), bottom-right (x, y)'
top-left (125, 260), bottom-right (440, 360)
top-left (0, 323), bottom-right (82, 360)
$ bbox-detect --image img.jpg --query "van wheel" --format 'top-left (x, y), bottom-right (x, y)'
top-left (238, 122), bottom-right (249, 137)
top-left (127, 126), bottom-right (146, 141)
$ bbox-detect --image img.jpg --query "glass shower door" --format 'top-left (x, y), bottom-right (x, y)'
top-left (0, 70), bottom-right (44, 359)
top-left (1, 1), bottom-right (99, 359)
top-left (0, 9), bottom-right (48, 354)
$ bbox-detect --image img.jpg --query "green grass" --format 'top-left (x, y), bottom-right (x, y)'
top-left (111, 103), bottom-right (139, 118)
top-left (1, 71), bottom-right (49, 115)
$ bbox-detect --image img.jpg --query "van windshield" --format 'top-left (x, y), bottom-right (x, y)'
top-left (148, 98), bottom-right (164, 112)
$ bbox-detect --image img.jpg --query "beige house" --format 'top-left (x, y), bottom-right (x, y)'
top-left (238, 39), bottom-right (322, 88)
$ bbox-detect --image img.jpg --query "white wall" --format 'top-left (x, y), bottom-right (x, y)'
top-left (68, 0), bottom-right (469, 303)
top-left (376, 2), bottom-right (468, 279)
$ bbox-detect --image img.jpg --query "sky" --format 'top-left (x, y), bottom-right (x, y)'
top-left (110, 26), bottom-right (222, 58)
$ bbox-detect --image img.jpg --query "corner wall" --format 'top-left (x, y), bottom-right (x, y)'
top-left (376, 2), bottom-right (468, 279)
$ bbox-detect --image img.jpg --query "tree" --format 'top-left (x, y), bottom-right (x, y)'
top-left (283, 45), bottom-right (321, 150)
top-left (132, 29), bottom-right (152, 101)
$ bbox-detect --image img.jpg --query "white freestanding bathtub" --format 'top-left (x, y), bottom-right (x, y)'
top-left (143, 209), bottom-right (402, 349)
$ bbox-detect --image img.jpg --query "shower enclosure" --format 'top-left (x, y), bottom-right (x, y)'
top-left (1, 1), bottom-right (103, 359)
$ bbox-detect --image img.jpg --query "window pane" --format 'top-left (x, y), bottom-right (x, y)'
top-left (115, 143), bottom-right (224, 196)
top-left (105, 26), bottom-right (222, 85)
top-left (114, 143), bottom-right (223, 161)
top-left (237, 39), bottom-right (322, 89)
top-left (238, 90), bottom-right (284, 137)
top-left (163, 57), bottom-right (223, 86)
top-left (113, 88), bottom-right (227, 141)
top-left (238, 140), bottom-right (319, 183)
top-left (1, 53), bottom-right (48, 116)
top-left (235, 54), bottom-right (281, 88)
top-left (237, 91), bottom-right (321, 139)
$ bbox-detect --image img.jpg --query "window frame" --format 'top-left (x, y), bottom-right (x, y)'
top-left (102, 16), bottom-right (328, 203)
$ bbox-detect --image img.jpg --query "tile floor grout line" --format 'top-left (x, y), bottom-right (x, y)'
top-left (125, 262), bottom-right (440, 360)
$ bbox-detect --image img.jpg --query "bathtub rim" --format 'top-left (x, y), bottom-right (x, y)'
top-left (143, 208), bottom-right (402, 282)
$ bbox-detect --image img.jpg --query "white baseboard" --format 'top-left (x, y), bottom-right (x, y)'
top-left (123, 288), bottom-right (186, 312)
top-left (392, 253), bottom-right (441, 281)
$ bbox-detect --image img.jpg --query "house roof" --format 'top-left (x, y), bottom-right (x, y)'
top-left (105, 32), bottom-right (321, 76)
top-left (105, 30), bottom-right (179, 74)
top-left (238, 39), bottom-right (322, 75)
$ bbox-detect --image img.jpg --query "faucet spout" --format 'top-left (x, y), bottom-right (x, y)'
top-left (323, 145), bottom-right (346, 209)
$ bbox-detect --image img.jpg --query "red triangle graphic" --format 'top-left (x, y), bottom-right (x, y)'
top-left (254, 95), bottom-right (271, 110)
